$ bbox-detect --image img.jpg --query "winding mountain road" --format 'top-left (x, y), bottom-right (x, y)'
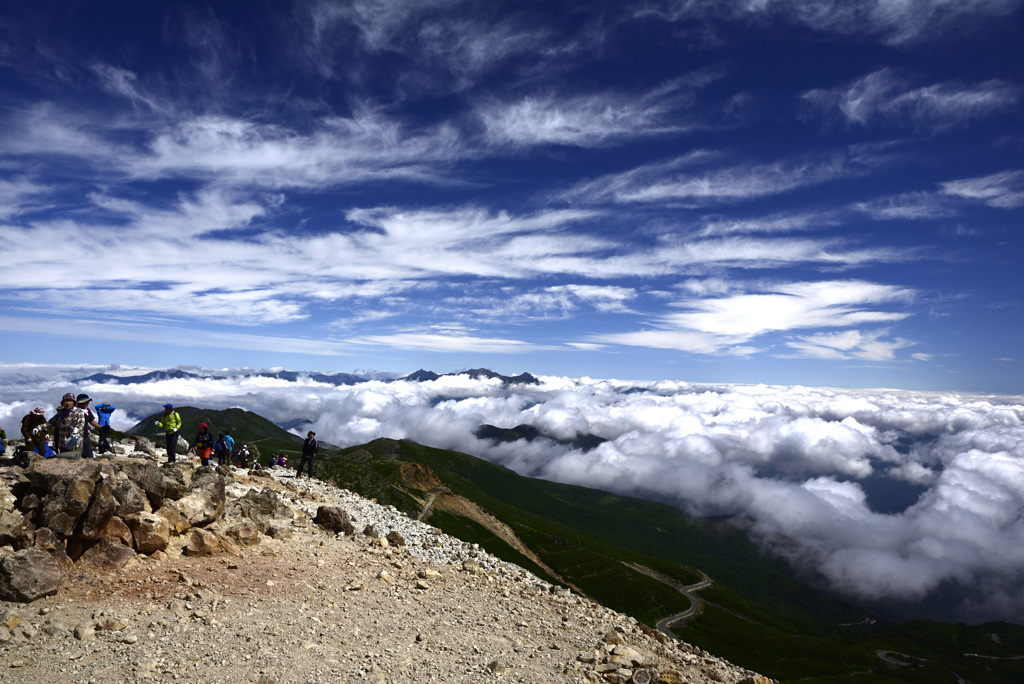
top-left (620, 562), bottom-right (714, 639)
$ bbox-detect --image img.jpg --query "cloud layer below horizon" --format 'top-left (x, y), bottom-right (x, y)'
top-left (2, 365), bottom-right (1021, 624)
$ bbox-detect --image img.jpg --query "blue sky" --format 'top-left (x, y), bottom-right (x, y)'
top-left (1, 0), bottom-right (1022, 392)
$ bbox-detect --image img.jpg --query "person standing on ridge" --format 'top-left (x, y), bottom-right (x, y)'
top-left (223, 431), bottom-right (235, 466)
top-left (214, 433), bottom-right (227, 466)
top-left (296, 431), bottom-right (318, 479)
top-left (190, 422), bottom-right (214, 467)
top-left (76, 394), bottom-right (100, 459)
top-left (94, 402), bottom-right (116, 455)
top-left (156, 404), bottom-right (181, 464)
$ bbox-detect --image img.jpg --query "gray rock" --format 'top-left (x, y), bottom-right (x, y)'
top-left (77, 481), bottom-right (117, 540)
top-left (0, 548), bottom-right (61, 602)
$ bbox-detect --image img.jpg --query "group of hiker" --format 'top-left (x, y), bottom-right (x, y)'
top-left (16, 392), bottom-right (116, 459)
top-left (9, 393), bottom-right (320, 479)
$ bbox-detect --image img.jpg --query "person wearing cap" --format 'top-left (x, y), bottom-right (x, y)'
top-left (156, 404), bottom-right (182, 464)
top-left (48, 392), bottom-right (86, 454)
top-left (21, 407), bottom-right (48, 456)
top-left (94, 402), bottom-right (116, 455)
top-left (296, 430), bottom-right (318, 479)
top-left (189, 422), bottom-right (214, 467)
top-left (76, 394), bottom-right (100, 459)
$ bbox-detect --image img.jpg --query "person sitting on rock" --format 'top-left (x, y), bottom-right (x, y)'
top-left (190, 422), bottom-right (214, 467)
top-left (48, 392), bottom-right (86, 454)
top-left (21, 406), bottom-right (48, 456)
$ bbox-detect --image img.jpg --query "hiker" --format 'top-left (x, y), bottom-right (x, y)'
top-left (156, 403), bottom-right (181, 464)
top-left (95, 402), bottom-right (116, 454)
top-left (214, 433), bottom-right (228, 466)
top-left (224, 431), bottom-right (235, 466)
top-left (0, 427), bottom-right (6, 456)
top-left (48, 392), bottom-right (86, 454)
top-left (296, 431), bottom-right (318, 478)
top-left (76, 394), bottom-right (100, 459)
top-left (20, 407), bottom-right (48, 456)
top-left (237, 443), bottom-right (250, 468)
top-left (190, 422), bottom-right (214, 467)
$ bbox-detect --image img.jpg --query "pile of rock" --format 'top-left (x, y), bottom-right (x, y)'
top-left (0, 445), bottom-right (309, 602)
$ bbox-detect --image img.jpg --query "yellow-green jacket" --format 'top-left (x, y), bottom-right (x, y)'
top-left (158, 411), bottom-right (181, 433)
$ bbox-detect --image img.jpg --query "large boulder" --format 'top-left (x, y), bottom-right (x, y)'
top-left (153, 500), bottom-right (191, 536)
top-left (99, 516), bottom-right (134, 547)
top-left (77, 481), bottom-right (117, 540)
top-left (0, 548), bottom-right (61, 602)
top-left (230, 488), bottom-right (294, 533)
top-left (111, 474), bottom-right (151, 516)
top-left (125, 512), bottom-right (170, 554)
top-left (184, 528), bottom-right (239, 557)
top-left (120, 462), bottom-right (166, 510)
top-left (174, 470), bottom-right (226, 527)
top-left (222, 519), bottom-right (261, 547)
top-left (38, 477), bottom-right (97, 538)
top-left (0, 509), bottom-right (35, 549)
top-left (24, 459), bottom-right (102, 537)
top-left (314, 506), bottom-right (355, 535)
top-left (33, 527), bottom-right (71, 569)
top-left (160, 465), bottom-right (187, 501)
top-left (78, 538), bottom-right (136, 569)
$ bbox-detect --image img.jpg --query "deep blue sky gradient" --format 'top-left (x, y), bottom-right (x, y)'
top-left (1, 0), bottom-right (1022, 392)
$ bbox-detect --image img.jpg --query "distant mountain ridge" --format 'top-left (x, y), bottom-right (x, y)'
top-left (75, 367), bottom-right (539, 386)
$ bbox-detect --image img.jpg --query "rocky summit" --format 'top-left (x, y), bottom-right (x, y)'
top-left (0, 439), bottom-right (772, 683)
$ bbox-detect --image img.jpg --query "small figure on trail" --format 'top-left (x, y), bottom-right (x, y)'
top-left (0, 427), bottom-right (6, 456)
top-left (156, 403), bottom-right (181, 464)
top-left (296, 431), bottom-right (318, 479)
top-left (49, 392), bottom-right (86, 454)
top-left (223, 431), bottom-right (235, 466)
top-left (190, 422), bottom-right (214, 467)
top-left (237, 443), bottom-right (250, 468)
top-left (214, 433), bottom-right (228, 467)
top-left (95, 402), bottom-right (116, 455)
top-left (76, 394), bottom-right (100, 459)
top-left (20, 407), bottom-right (48, 456)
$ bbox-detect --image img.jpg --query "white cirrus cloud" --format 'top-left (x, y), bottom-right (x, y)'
top-left (940, 169), bottom-right (1024, 209)
top-left (803, 67), bottom-right (1018, 130)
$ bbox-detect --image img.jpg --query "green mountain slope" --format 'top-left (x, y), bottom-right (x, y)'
top-left (317, 437), bottom-right (1024, 684)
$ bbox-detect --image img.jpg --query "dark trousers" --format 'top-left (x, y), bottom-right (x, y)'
top-left (82, 431), bottom-right (93, 459)
top-left (98, 425), bottom-right (112, 454)
top-left (165, 431), bottom-right (178, 463)
top-left (216, 449), bottom-right (227, 466)
top-left (296, 455), bottom-right (315, 478)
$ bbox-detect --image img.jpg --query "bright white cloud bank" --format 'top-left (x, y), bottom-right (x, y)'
top-left (2, 365), bottom-right (1022, 624)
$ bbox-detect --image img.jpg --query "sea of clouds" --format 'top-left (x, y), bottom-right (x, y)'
top-left (1, 364), bottom-right (1022, 624)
